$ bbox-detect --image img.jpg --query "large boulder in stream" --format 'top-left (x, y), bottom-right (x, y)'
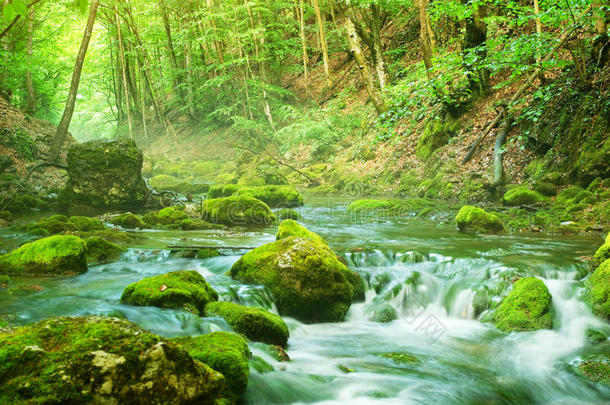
top-left (455, 206), bottom-right (505, 234)
top-left (0, 316), bottom-right (225, 404)
top-left (235, 185), bottom-right (304, 208)
top-left (230, 223), bottom-right (364, 323)
top-left (61, 139), bottom-right (149, 208)
top-left (120, 270), bottom-right (219, 315)
top-left (202, 196), bottom-right (276, 225)
top-left (0, 235), bottom-right (87, 276)
top-left (492, 277), bottom-right (554, 332)
top-left (586, 258), bottom-right (610, 319)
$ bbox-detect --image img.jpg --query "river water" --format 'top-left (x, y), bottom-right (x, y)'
top-left (1, 198), bottom-right (608, 404)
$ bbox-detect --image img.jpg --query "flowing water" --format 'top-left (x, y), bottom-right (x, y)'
top-left (1, 198), bottom-right (609, 404)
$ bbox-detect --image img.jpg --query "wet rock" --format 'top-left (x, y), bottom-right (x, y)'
top-left (0, 235), bottom-right (87, 276)
top-left (502, 186), bottom-right (546, 206)
top-left (110, 212), bottom-right (149, 229)
top-left (172, 332), bottom-right (250, 403)
top-left (379, 352), bottom-right (420, 365)
top-left (205, 301), bottom-right (289, 347)
top-left (120, 270), bottom-right (218, 315)
top-left (235, 185), bottom-right (304, 208)
top-left (492, 277), bottom-right (553, 332)
top-left (573, 354), bottom-right (610, 386)
top-left (61, 139), bottom-right (149, 209)
top-left (0, 316), bottom-right (224, 404)
top-left (202, 196), bottom-right (275, 226)
top-left (455, 206), bottom-right (505, 234)
top-left (586, 259), bottom-right (610, 319)
top-left (68, 215), bottom-right (105, 232)
top-left (142, 206), bottom-right (188, 227)
top-left (84, 236), bottom-right (126, 263)
top-left (366, 302), bottom-right (397, 323)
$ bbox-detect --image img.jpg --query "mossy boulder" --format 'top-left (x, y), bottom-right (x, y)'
top-left (0, 235), bottom-right (87, 276)
top-left (148, 174), bottom-right (183, 191)
top-left (574, 354), bottom-right (610, 386)
top-left (5, 194), bottom-right (49, 213)
top-left (172, 332), bottom-right (250, 402)
top-left (416, 116), bottom-right (461, 161)
top-left (61, 139), bottom-right (149, 208)
top-left (197, 249), bottom-right (221, 259)
top-left (180, 218), bottom-right (219, 230)
top-left (586, 259), bottom-right (610, 319)
top-left (275, 208), bottom-right (300, 220)
top-left (556, 186), bottom-right (586, 203)
top-left (230, 236), bottom-right (359, 323)
top-left (492, 277), bottom-right (554, 332)
top-left (347, 198), bottom-right (434, 216)
top-left (205, 301), bottom-right (289, 347)
top-left (593, 241), bottom-right (610, 267)
top-left (143, 206), bottom-right (188, 226)
top-left (80, 229), bottom-right (135, 244)
top-left (502, 187), bottom-right (546, 206)
top-left (202, 196), bottom-right (275, 226)
top-left (25, 215), bottom-right (78, 235)
top-left (0, 210), bottom-right (12, 221)
top-left (121, 270), bottom-right (218, 315)
top-left (111, 212), bottom-right (149, 229)
top-left (455, 206), bottom-right (505, 233)
top-left (533, 181), bottom-right (556, 196)
top-left (207, 184), bottom-right (241, 199)
top-left (235, 185), bottom-right (304, 208)
top-left (192, 161), bottom-right (222, 177)
top-left (68, 216), bottom-right (105, 232)
top-left (85, 236), bottom-right (126, 263)
top-left (366, 303), bottom-right (398, 323)
top-left (0, 316), bottom-right (224, 404)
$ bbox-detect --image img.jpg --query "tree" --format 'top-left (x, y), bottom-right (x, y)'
top-left (49, 0), bottom-right (100, 162)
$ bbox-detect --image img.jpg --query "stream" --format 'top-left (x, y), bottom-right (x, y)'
top-left (1, 198), bottom-right (609, 404)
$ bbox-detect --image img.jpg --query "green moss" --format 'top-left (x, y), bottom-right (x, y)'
top-left (585, 328), bottom-right (608, 343)
top-left (192, 161), bottom-right (221, 177)
top-left (68, 216), bottom-right (105, 231)
top-left (172, 332), bottom-right (250, 402)
top-left (587, 259), bottom-right (610, 319)
top-left (575, 354), bottom-right (610, 386)
top-left (230, 236), bottom-right (356, 323)
top-left (235, 185), bottom-right (304, 208)
top-left (149, 174), bottom-right (182, 190)
top-left (120, 270), bottom-right (219, 315)
top-left (202, 196), bottom-right (276, 225)
top-left (502, 187), bottom-right (546, 206)
top-left (237, 173), bottom-right (266, 187)
top-left (0, 316), bottom-right (223, 404)
top-left (85, 236), bottom-right (126, 263)
top-left (372, 272), bottom-right (392, 293)
top-left (366, 303), bottom-right (397, 322)
top-left (111, 213), bottom-right (149, 229)
top-left (0, 235), bottom-right (87, 276)
top-left (493, 277), bottom-right (553, 332)
top-left (533, 181), bottom-right (556, 197)
top-left (205, 301), bottom-right (289, 347)
top-left (25, 215), bottom-right (78, 235)
top-left (250, 356), bottom-right (274, 374)
top-left (275, 208), bottom-right (300, 220)
top-left (0, 210), bottom-right (12, 221)
top-left (181, 218), bottom-right (219, 230)
top-left (197, 249), bottom-right (221, 259)
top-left (208, 184), bottom-right (241, 199)
top-left (455, 206), bottom-right (505, 233)
top-left (0, 274), bottom-right (10, 286)
top-left (587, 177), bottom-right (603, 192)
top-left (347, 198), bottom-right (434, 215)
top-left (416, 117), bottom-right (461, 161)
top-left (5, 194), bottom-right (49, 213)
top-left (380, 352), bottom-right (420, 365)
top-left (557, 186), bottom-right (586, 203)
top-left (143, 206), bottom-right (188, 226)
top-left (594, 243), bottom-right (610, 267)
top-left (80, 229), bottom-right (135, 244)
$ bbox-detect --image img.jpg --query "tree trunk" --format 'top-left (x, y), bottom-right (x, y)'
top-left (493, 117), bottom-right (512, 186)
top-left (462, 2), bottom-right (489, 96)
top-left (24, 10), bottom-right (36, 115)
top-left (207, 0), bottom-right (225, 65)
top-left (370, 5), bottom-right (387, 90)
top-left (418, 0), bottom-right (434, 81)
top-left (312, 0), bottom-right (331, 85)
top-left (115, 5), bottom-right (134, 141)
top-left (346, 17), bottom-right (387, 115)
top-left (298, 0), bottom-right (308, 83)
top-left (533, 0), bottom-right (546, 84)
top-left (158, 0), bottom-right (184, 98)
top-left (50, 0), bottom-right (100, 162)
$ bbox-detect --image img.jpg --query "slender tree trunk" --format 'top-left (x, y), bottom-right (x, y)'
top-left (207, 0), bottom-right (225, 65)
top-left (533, 0), bottom-right (546, 83)
top-left (346, 17), bottom-right (387, 115)
top-left (159, 0), bottom-right (184, 98)
top-left (50, 0), bottom-right (100, 162)
top-left (297, 0), bottom-right (308, 83)
top-left (418, 0), bottom-right (434, 81)
top-left (24, 10), bottom-right (36, 115)
top-left (370, 5), bottom-right (387, 90)
top-left (115, 5), bottom-right (134, 141)
top-left (312, 0), bottom-right (331, 85)
top-left (462, 2), bottom-right (489, 96)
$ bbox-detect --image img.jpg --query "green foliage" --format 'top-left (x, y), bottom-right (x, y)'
top-left (587, 259), bottom-right (610, 319)
top-left (0, 128), bottom-right (37, 161)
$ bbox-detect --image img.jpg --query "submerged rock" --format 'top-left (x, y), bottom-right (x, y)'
top-left (573, 354), bottom-right (610, 386)
top-left (235, 185), bottom-right (304, 208)
top-left (492, 277), bottom-right (554, 332)
top-left (455, 206), bottom-right (505, 234)
top-left (61, 139), bottom-right (149, 208)
top-left (84, 236), bottom-right (126, 263)
top-left (202, 196), bottom-right (275, 225)
top-left (586, 259), bottom-right (610, 319)
top-left (0, 316), bottom-right (224, 404)
top-left (205, 301), bottom-right (289, 347)
top-left (120, 270), bottom-right (218, 315)
top-left (275, 208), bottom-right (300, 220)
top-left (172, 332), bottom-right (250, 403)
top-left (0, 235), bottom-right (87, 276)
top-left (230, 235), bottom-right (359, 323)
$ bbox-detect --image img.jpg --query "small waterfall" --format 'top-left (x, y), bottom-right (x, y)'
top-left (449, 289), bottom-right (476, 319)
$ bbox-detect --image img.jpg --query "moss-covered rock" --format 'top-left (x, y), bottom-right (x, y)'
top-left (502, 187), bottom-right (546, 206)
top-left (0, 316), bottom-right (224, 404)
top-left (574, 354), bottom-right (610, 386)
top-left (120, 270), bottom-right (218, 315)
top-left (68, 216), bottom-right (105, 232)
top-left (23, 215), bottom-right (77, 236)
top-left (61, 139), bottom-right (149, 208)
top-left (5, 194), bottom-right (49, 213)
top-left (205, 301), bottom-right (289, 347)
top-left (586, 259), bottom-right (610, 319)
top-left (235, 185), bottom-right (304, 208)
top-left (455, 206), bottom-right (505, 233)
top-left (0, 235), bottom-right (87, 276)
top-left (148, 174), bottom-right (182, 191)
top-left (230, 236), bottom-right (358, 323)
top-left (181, 218), bottom-right (219, 230)
top-left (366, 303), bottom-right (397, 322)
top-left (207, 184), bottom-right (241, 199)
top-left (0, 210), bottom-right (12, 221)
top-left (347, 198), bottom-right (434, 216)
top-left (202, 196), bottom-right (275, 226)
top-left (85, 236), bottom-right (126, 263)
top-left (275, 208), bottom-right (300, 220)
top-left (380, 352), bottom-right (420, 365)
top-left (492, 277), bottom-right (553, 332)
top-left (172, 332), bottom-right (250, 402)
top-left (556, 186), bottom-right (586, 203)
top-left (80, 229), bottom-right (135, 244)
top-left (143, 206), bottom-right (188, 226)
top-left (110, 212), bottom-right (149, 229)
top-left (416, 116), bottom-right (461, 161)
top-left (593, 241), bottom-right (610, 267)
top-left (197, 249), bottom-right (221, 259)
top-left (533, 181), bottom-right (556, 197)
top-left (192, 161), bottom-right (222, 177)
